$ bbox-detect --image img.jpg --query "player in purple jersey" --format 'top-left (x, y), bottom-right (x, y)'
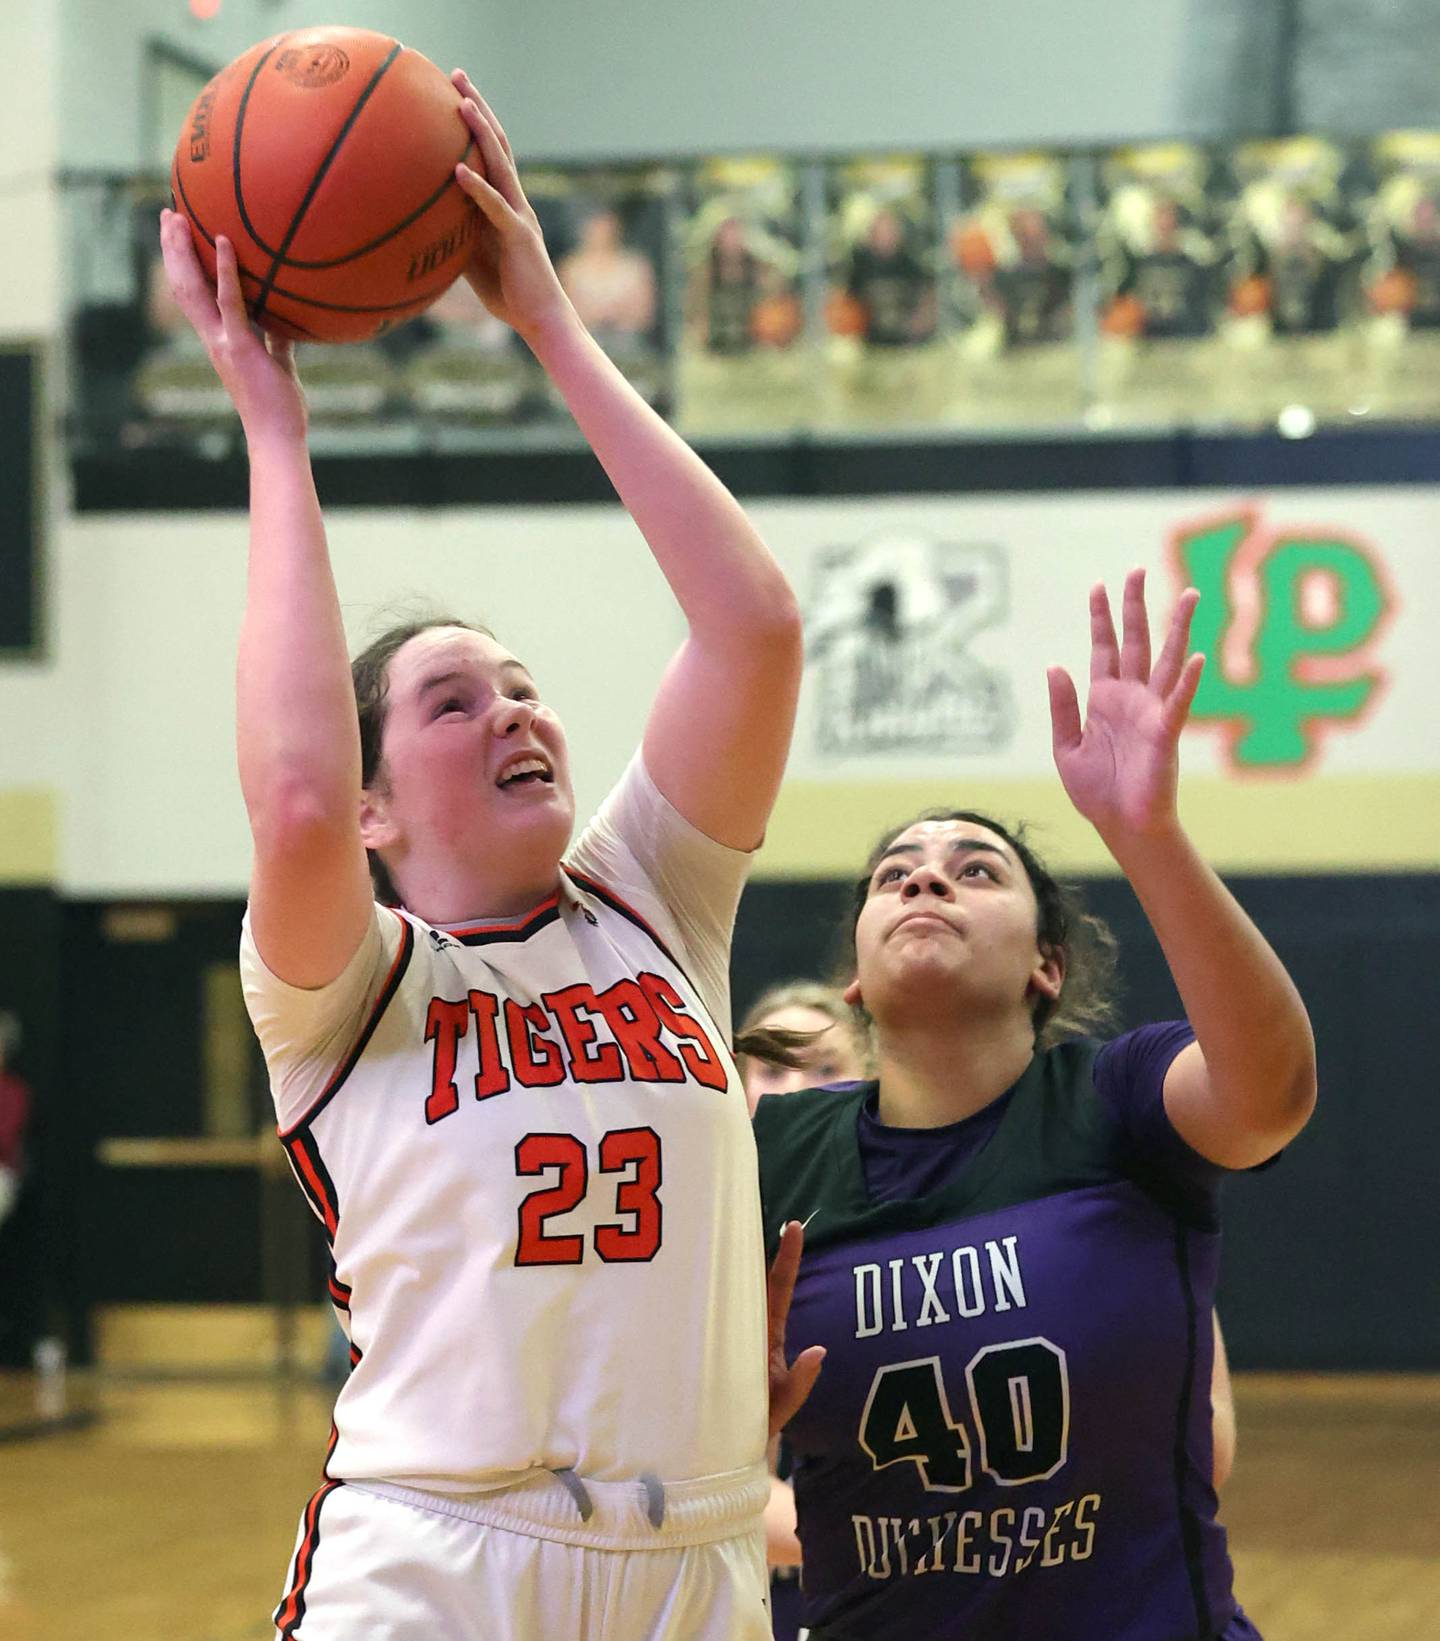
top-left (752, 570), bottom-right (1316, 1641)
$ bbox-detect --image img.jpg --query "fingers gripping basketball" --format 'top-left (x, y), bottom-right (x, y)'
top-left (171, 28), bottom-right (485, 342)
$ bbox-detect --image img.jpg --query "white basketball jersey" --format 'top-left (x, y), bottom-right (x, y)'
top-left (242, 759), bottom-right (768, 1494)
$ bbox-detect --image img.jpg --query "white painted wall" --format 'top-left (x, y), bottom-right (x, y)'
top-left (0, 1), bottom-right (63, 815)
top-left (58, 504), bottom-right (686, 895)
top-left (52, 487), bottom-right (1440, 894)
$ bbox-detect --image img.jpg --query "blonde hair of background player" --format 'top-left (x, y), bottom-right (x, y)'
top-left (736, 980), bottom-right (872, 1113)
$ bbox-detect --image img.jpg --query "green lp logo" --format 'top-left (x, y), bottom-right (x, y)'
top-left (1173, 511), bottom-right (1394, 771)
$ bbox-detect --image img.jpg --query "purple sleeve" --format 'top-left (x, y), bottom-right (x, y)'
top-left (1092, 1022), bottom-right (1231, 1202)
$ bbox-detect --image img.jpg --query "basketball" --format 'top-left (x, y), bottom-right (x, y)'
top-left (749, 292), bottom-right (803, 348)
top-left (1101, 292), bottom-right (1147, 338)
top-left (171, 28), bottom-right (481, 343)
top-left (1368, 265), bottom-right (1419, 316)
top-left (825, 290), bottom-right (869, 337)
top-left (1228, 274), bottom-right (1272, 318)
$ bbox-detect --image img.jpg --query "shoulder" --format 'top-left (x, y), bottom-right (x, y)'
top-left (753, 1083), bottom-right (869, 1254)
top-left (753, 1081), bottom-right (866, 1150)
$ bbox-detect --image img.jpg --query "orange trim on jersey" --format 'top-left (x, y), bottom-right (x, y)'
top-left (277, 910), bottom-right (415, 1141)
top-left (441, 892), bottom-right (561, 939)
top-left (285, 1133), bottom-right (339, 1240)
top-left (563, 868), bottom-right (736, 1068)
top-left (561, 867), bottom-right (681, 969)
top-left (273, 1478), bottom-right (344, 1638)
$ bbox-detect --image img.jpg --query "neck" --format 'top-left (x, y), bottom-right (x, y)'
top-left (871, 1008), bottom-right (1037, 1129)
top-left (392, 852), bottom-right (564, 927)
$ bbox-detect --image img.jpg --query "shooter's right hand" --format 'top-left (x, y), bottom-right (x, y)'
top-left (158, 209), bottom-right (308, 447)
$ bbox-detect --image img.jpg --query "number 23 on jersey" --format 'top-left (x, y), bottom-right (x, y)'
top-left (513, 1127), bottom-right (663, 1266)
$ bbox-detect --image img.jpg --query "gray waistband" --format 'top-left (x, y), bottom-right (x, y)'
top-left (349, 1461), bottom-right (769, 1551)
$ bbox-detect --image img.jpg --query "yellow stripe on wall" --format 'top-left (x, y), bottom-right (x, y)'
top-left (755, 775), bottom-right (1440, 878)
top-left (0, 788), bottom-right (56, 882)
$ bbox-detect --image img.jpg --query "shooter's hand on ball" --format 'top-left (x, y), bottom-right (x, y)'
top-left (451, 71), bottom-right (573, 347)
top-left (158, 209), bottom-right (307, 447)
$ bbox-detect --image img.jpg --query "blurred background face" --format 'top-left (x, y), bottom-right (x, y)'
top-left (869, 208), bottom-right (903, 255)
top-left (742, 1002), bottom-right (868, 1107)
top-left (581, 209), bottom-right (623, 252)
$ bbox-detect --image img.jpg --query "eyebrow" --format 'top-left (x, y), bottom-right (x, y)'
top-left (873, 838), bottom-right (1012, 870)
top-left (416, 661), bottom-right (534, 699)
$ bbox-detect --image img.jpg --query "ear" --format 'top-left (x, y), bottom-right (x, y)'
top-left (842, 975), bottom-right (863, 1009)
top-left (358, 786), bottom-right (399, 854)
top-left (1028, 943), bottom-right (1066, 1007)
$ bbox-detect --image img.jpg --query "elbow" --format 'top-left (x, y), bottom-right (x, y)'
top-left (762, 587), bottom-right (806, 658)
top-left (1211, 1409), bottom-right (1237, 1491)
top-left (749, 576), bottom-right (803, 643)
top-left (246, 772), bottom-right (355, 858)
top-left (1279, 1032), bottom-right (1319, 1134)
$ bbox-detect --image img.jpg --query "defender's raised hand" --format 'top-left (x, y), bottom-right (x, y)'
top-left (1047, 568), bottom-right (1206, 843)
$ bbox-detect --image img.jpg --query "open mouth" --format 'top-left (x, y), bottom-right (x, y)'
top-left (495, 755), bottom-right (555, 790)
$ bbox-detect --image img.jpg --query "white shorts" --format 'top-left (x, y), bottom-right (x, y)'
top-left (273, 1463), bottom-right (771, 1641)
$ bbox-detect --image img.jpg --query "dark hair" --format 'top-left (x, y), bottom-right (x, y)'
top-left (351, 614), bottom-right (491, 906)
top-left (733, 979), bottom-right (872, 1075)
top-left (846, 809), bottom-right (1118, 1048)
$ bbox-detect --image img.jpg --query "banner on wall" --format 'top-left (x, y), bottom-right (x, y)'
top-left (750, 486), bottom-right (1432, 875)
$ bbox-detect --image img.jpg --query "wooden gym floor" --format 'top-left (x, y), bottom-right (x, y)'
top-left (1, 1370), bottom-right (1437, 1639)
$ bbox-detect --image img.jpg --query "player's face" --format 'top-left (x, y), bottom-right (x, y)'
top-left (366, 626), bottom-right (575, 904)
top-left (742, 1004), bottom-right (867, 1109)
top-left (849, 820), bottom-right (1062, 1032)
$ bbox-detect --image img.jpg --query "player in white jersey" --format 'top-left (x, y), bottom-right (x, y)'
top-left (160, 74), bottom-right (818, 1641)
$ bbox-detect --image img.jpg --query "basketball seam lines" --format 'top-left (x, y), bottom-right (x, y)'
top-left (253, 134), bottom-right (477, 271)
top-left (251, 42), bottom-right (403, 320)
top-left (230, 42), bottom-right (288, 263)
top-left (170, 159), bottom-right (326, 339)
top-left (174, 153), bottom-right (460, 319)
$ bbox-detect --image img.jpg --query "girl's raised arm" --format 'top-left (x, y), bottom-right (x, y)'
top-left (160, 212), bottom-right (373, 987)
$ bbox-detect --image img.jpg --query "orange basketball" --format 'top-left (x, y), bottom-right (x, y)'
top-left (825, 291), bottom-right (869, 337)
top-left (1229, 274), bottom-right (1272, 318)
top-left (1102, 293), bottom-right (1147, 338)
top-left (1368, 266), bottom-right (1419, 316)
top-left (951, 221), bottom-right (997, 279)
top-left (750, 292), bottom-right (803, 348)
top-left (171, 28), bottom-right (481, 343)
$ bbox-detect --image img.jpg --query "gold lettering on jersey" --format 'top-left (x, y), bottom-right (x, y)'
top-left (854, 1237), bottom-right (1027, 1339)
top-left (424, 970), bottom-right (727, 1122)
top-left (851, 1493), bottom-right (1101, 1582)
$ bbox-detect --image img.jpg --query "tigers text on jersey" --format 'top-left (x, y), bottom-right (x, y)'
top-left (242, 758), bottom-right (769, 1499)
top-left (753, 1039), bottom-right (1257, 1641)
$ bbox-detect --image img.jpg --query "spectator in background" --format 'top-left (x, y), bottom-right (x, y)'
top-left (844, 207), bottom-right (937, 348)
top-left (0, 1012), bottom-right (31, 1231)
top-left (1109, 197), bottom-right (1222, 341)
top-left (557, 207), bottom-right (658, 345)
top-left (990, 207), bottom-right (1073, 347)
